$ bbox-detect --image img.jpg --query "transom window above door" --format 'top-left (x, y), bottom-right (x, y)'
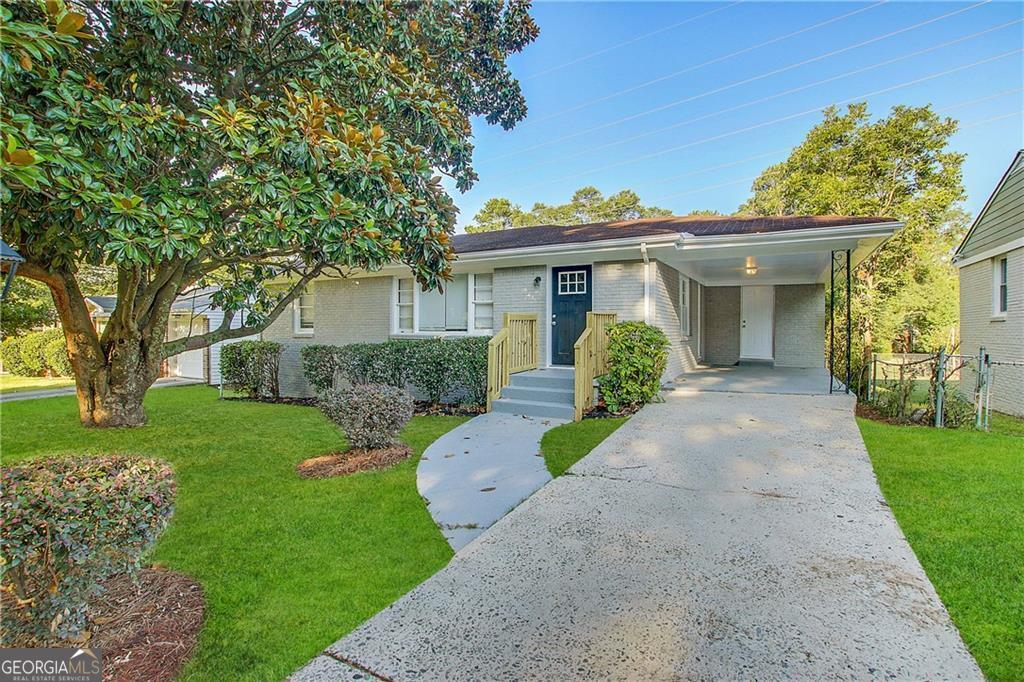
top-left (558, 270), bottom-right (587, 295)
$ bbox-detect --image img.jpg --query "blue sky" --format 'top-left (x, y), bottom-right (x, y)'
top-left (450, 0), bottom-right (1023, 230)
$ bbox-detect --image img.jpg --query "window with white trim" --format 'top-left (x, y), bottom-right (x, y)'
top-left (397, 278), bottom-right (414, 332)
top-left (558, 270), bottom-right (586, 294)
top-left (394, 273), bottom-right (494, 334)
top-left (473, 274), bottom-right (494, 331)
top-left (993, 256), bottom-right (1008, 315)
top-left (679, 276), bottom-right (691, 337)
top-left (294, 288), bottom-right (314, 334)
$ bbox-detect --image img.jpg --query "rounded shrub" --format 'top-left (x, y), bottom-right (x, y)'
top-left (301, 344), bottom-right (342, 393)
top-left (43, 333), bottom-right (73, 377)
top-left (220, 340), bottom-right (282, 398)
top-left (408, 337), bottom-right (455, 404)
top-left (598, 321), bottom-right (670, 413)
top-left (0, 456), bottom-right (176, 644)
top-left (18, 329), bottom-right (61, 376)
top-left (318, 384), bottom-right (414, 450)
top-left (1, 335), bottom-right (32, 376)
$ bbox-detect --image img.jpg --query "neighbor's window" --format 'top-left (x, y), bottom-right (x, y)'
top-left (294, 288), bottom-right (314, 333)
top-left (679, 276), bottom-right (691, 336)
top-left (473, 273), bottom-right (494, 331)
top-left (994, 256), bottom-right (1008, 315)
top-left (558, 270), bottom-right (586, 295)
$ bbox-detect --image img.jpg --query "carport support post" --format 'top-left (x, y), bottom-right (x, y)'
top-left (828, 253), bottom-right (835, 393)
top-left (845, 249), bottom-right (851, 395)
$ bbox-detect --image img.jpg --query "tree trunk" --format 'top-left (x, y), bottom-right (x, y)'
top-left (45, 269), bottom-right (167, 428)
top-left (70, 337), bottom-right (163, 428)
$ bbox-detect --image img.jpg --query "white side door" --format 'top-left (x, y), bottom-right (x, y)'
top-left (740, 286), bottom-right (774, 360)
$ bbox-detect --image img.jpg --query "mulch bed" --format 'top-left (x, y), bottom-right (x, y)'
top-left (583, 403), bottom-right (639, 420)
top-left (412, 401), bottom-right (485, 417)
top-left (224, 396), bottom-right (483, 417)
top-left (222, 395), bottom-right (318, 407)
top-left (89, 568), bottom-right (205, 682)
top-left (296, 444), bottom-right (413, 479)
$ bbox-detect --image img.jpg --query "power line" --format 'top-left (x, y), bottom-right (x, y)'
top-left (959, 110), bottom-right (1023, 129)
top-left (522, 2), bottom-right (744, 81)
top-left (649, 99), bottom-right (1022, 204)
top-left (494, 18), bottom-right (1018, 181)
top-left (515, 48), bottom-right (1022, 192)
top-left (517, 0), bottom-right (889, 129)
top-left (938, 88), bottom-right (1023, 113)
top-left (493, 1), bottom-right (996, 163)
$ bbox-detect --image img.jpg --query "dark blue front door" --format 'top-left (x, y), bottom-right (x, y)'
top-left (551, 265), bottom-right (592, 366)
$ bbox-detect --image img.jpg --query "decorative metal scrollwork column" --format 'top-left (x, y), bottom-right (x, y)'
top-left (828, 249), bottom-right (851, 394)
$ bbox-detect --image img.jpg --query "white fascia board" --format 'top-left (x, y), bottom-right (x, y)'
top-left (454, 233), bottom-right (681, 262)
top-left (953, 236), bottom-right (1024, 268)
top-left (675, 222), bottom-right (901, 252)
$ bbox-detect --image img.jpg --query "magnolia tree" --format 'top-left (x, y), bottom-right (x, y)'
top-left (1, 0), bottom-right (538, 426)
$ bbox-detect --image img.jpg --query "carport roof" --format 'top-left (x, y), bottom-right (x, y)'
top-left (452, 215), bottom-right (894, 254)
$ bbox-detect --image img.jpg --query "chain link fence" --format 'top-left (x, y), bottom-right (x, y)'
top-left (867, 347), bottom-right (1007, 430)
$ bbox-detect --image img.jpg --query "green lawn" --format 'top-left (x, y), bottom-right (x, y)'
top-left (541, 417), bottom-right (628, 477)
top-left (0, 374), bottom-right (75, 394)
top-left (0, 386), bottom-right (467, 681)
top-left (858, 417), bottom-right (1024, 680)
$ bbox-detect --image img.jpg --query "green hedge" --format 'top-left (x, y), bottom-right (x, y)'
top-left (220, 340), bottom-right (283, 399)
top-left (301, 336), bottom-right (488, 405)
top-left (598, 321), bottom-right (669, 413)
top-left (0, 329), bottom-right (72, 377)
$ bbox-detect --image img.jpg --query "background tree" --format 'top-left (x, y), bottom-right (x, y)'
top-left (1, 0), bottom-right (537, 426)
top-left (740, 103), bottom-right (966, 383)
top-left (465, 185), bottom-right (670, 232)
top-left (1, 265), bottom-right (116, 337)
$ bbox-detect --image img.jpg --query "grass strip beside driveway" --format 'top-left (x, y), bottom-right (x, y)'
top-left (1, 386), bottom-right (467, 681)
top-left (859, 418), bottom-right (1023, 680)
top-left (541, 417), bottom-right (628, 477)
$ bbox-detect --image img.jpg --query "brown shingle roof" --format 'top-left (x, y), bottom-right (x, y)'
top-left (452, 215), bottom-right (894, 254)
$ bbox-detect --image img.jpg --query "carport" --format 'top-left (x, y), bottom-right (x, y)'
top-left (672, 365), bottom-right (837, 394)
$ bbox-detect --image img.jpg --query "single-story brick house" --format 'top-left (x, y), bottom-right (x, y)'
top-left (264, 215), bottom-right (898, 410)
top-left (953, 150), bottom-right (1024, 417)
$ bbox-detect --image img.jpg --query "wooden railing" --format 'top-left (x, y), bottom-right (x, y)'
top-left (573, 311), bottom-right (618, 421)
top-left (486, 313), bottom-right (539, 411)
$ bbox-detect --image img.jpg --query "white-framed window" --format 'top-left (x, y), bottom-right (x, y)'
top-left (679, 275), bottom-right (691, 337)
top-left (396, 277), bottom-right (414, 332)
top-left (558, 270), bottom-right (586, 295)
top-left (473, 273), bottom-right (494, 332)
top-left (293, 288), bottom-right (314, 334)
top-left (393, 273), bottom-right (494, 335)
top-left (993, 256), bottom-right (1009, 316)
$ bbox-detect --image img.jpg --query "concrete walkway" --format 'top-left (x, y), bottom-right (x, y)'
top-left (418, 412), bottom-right (566, 551)
top-left (0, 376), bottom-right (205, 402)
top-left (295, 387), bottom-right (980, 681)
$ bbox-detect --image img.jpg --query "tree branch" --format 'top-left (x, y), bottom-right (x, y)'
top-left (160, 265), bottom-right (323, 358)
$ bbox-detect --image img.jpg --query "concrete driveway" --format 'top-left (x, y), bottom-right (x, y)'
top-left (295, 387), bottom-right (980, 680)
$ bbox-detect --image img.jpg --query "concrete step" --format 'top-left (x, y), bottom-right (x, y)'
top-left (509, 369), bottom-right (575, 390)
top-left (491, 397), bottom-right (574, 421)
top-left (501, 385), bottom-right (575, 405)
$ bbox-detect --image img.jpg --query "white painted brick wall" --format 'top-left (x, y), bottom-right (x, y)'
top-left (493, 265), bottom-right (548, 365)
top-left (652, 261), bottom-right (699, 380)
top-left (593, 261), bottom-right (645, 321)
top-left (262, 276), bottom-right (392, 397)
top-left (959, 247), bottom-right (1024, 416)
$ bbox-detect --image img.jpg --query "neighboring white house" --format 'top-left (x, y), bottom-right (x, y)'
top-left (261, 214), bottom-right (898, 399)
top-left (953, 150), bottom-right (1024, 417)
top-left (85, 287), bottom-right (256, 385)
